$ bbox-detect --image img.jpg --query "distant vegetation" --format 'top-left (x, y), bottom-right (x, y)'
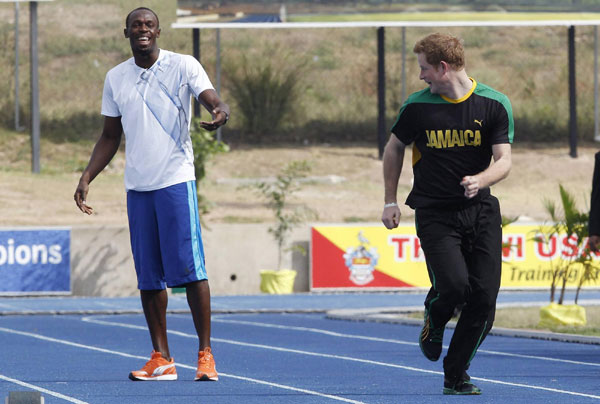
top-left (178, 0), bottom-right (600, 13)
top-left (1, 0), bottom-right (600, 148)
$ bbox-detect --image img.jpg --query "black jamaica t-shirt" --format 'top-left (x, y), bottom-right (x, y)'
top-left (391, 79), bottom-right (514, 209)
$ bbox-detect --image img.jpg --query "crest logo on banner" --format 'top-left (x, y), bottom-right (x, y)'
top-left (343, 231), bottom-right (379, 285)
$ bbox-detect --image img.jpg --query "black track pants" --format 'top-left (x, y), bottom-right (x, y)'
top-left (415, 195), bottom-right (502, 384)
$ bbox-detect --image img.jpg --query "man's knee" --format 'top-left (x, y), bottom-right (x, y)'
top-left (463, 292), bottom-right (496, 319)
top-left (476, 291), bottom-right (497, 313)
top-left (438, 279), bottom-right (470, 307)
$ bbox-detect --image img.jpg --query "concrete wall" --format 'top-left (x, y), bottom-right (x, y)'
top-left (70, 224), bottom-right (311, 297)
top-left (71, 226), bottom-right (138, 297)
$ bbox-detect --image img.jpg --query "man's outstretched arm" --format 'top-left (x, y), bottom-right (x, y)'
top-left (198, 89), bottom-right (230, 131)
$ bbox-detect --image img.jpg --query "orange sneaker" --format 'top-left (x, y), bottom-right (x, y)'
top-left (195, 347), bottom-right (218, 381)
top-left (129, 351), bottom-right (178, 381)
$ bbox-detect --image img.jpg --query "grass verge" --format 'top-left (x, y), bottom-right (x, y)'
top-left (291, 11), bottom-right (600, 22)
top-left (409, 306), bottom-right (600, 337)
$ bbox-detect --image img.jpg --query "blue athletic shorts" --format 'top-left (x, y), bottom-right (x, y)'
top-left (127, 181), bottom-right (207, 290)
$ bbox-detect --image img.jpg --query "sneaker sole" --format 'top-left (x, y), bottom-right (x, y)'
top-left (195, 374), bottom-right (218, 381)
top-left (129, 373), bottom-right (178, 381)
top-left (442, 387), bottom-right (481, 395)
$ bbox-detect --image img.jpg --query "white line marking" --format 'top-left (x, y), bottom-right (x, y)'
top-left (82, 316), bottom-right (600, 400)
top-left (0, 325), bottom-right (365, 404)
top-left (221, 337), bottom-right (600, 400)
top-left (0, 373), bottom-right (89, 404)
top-left (212, 317), bottom-right (600, 367)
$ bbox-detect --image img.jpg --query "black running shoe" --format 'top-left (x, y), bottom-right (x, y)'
top-left (462, 370), bottom-right (472, 384)
top-left (418, 310), bottom-right (444, 361)
top-left (443, 378), bottom-right (482, 395)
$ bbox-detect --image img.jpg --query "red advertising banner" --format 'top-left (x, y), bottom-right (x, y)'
top-left (310, 224), bottom-right (600, 291)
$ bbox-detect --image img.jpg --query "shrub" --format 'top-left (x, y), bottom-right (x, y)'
top-left (226, 50), bottom-right (306, 137)
top-left (190, 119), bottom-right (229, 215)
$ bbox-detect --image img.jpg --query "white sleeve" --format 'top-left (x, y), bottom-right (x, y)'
top-left (101, 73), bottom-right (121, 117)
top-left (183, 55), bottom-right (214, 99)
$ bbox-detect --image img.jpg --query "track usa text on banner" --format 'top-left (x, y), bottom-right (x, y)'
top-left (310, 224), bottom-right (600, 291)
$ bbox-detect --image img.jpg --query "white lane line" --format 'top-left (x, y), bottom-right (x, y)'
top-left (211, 317), bottom-right (600, 367)
top-left (0, 373), bottom-right (89, 404)
top-left (0, 325), bottom-right (365, 404)
top-left (83, 316), bottom-right (600, 400)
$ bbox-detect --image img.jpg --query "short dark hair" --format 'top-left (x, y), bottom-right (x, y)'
top-left (125, 7), bottom-right (159, 29)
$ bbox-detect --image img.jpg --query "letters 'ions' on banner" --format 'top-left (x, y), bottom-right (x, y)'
top-left (310, 224), bottom-right (600, 291)
top-left (0, 229), bottom-right (71, 294)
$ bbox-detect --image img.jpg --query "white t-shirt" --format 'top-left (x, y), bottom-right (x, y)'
top-left (101, 49), bottom-right (214, 191)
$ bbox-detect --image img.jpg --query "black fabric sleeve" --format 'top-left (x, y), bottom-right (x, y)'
top-left (390, 103), bottom-right (417, 145)
top-left (490, 97), bottom-right (512, 145)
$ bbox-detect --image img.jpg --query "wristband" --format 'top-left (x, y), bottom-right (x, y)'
top-left (384, 202), bottom-right (398, 208)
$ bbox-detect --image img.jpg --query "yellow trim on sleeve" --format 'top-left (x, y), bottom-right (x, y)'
top-left (412, 144), bottom-right (421, 166)
top-left (441, 78), bottom-right (477, 104)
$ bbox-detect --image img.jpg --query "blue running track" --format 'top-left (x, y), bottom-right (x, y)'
top-left (0, 291), bottom-right (599, 403)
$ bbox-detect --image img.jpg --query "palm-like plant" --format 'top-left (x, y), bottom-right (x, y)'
top-left (534, 185), bottom-right (598, 304)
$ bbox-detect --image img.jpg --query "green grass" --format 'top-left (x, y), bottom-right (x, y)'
top-left (410, 306), bottom-right (600, 337)
top-left (222, 216), bottom-right (263, 224)
top-left (291, 12), bottom-right (600, 22)
top-left (2, 1), bottom-right (600, 144)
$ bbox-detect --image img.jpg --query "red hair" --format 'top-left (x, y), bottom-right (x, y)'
top-left (413, 33), bottom-right (465, 70)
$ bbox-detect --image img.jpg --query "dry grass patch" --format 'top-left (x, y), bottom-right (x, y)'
top-left (0, 140), bottom-right (596, 227)
top-left (409, 305), bottom-right (600, 337)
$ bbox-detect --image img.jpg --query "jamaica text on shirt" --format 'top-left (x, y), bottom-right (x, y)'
top-left (425, 129), bottom-right (481, 149)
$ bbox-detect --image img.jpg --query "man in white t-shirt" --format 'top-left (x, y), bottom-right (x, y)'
top-left (74, 7), bottom-right (229, 382)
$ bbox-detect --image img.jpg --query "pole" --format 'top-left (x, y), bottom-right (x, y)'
top-left (30, 1), bottom-right (40, 173)
top-left (193, 28), bottom-right (200, 118)
top-left (595, 26), bottom-right (599, 142)
top-left (216, 28), bottom-right (222, 142)
top-left (14, 1), bottom-right (22, 131)
top-left (401, 26), bottom-right (406, 105)
top-left (377, 27), bottom-right (386, 160)
top-left (568, 25), bottom-right (578, 158)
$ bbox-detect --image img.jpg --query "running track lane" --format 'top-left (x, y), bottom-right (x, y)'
top-left (0, 313), bottom-right (599, 403)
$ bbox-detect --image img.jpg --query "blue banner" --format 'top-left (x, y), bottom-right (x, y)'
top-left (0, 229), bottom-right (70, 294)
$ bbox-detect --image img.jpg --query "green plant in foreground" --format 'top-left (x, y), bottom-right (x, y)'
top-left (251, 160), bottom-right (317, 270)
top-left (190, 119), bottom-right (229, 215)
top-left (533, 184), bottom-right (599, 305)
